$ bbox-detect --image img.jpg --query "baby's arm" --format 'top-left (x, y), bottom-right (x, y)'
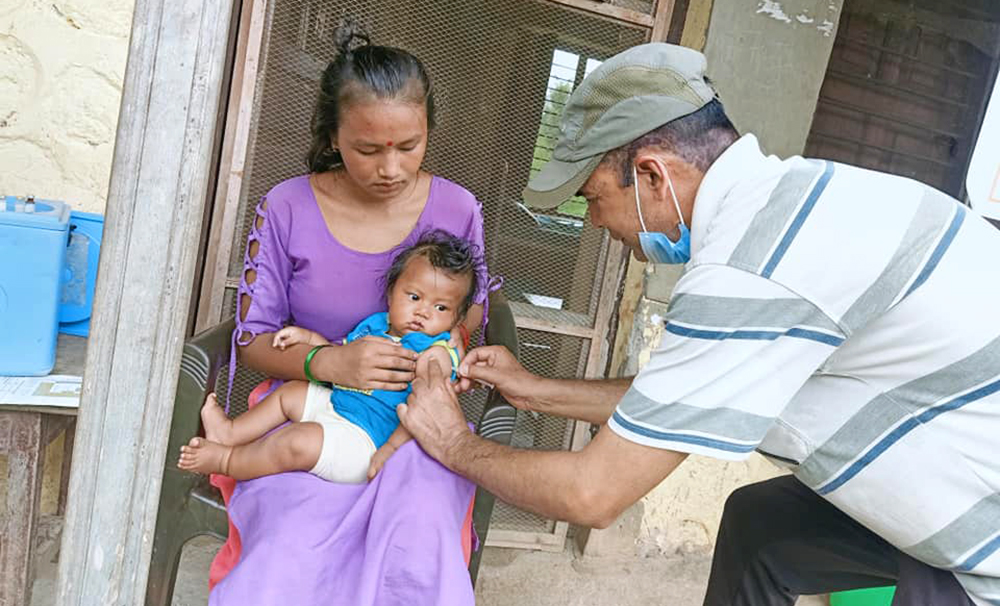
top-left (415, 343), bottom-right (460, 381)
top-left (367, 424), bottom-right (413, 480)
top-left (272, 326), bottom-right (330, 350)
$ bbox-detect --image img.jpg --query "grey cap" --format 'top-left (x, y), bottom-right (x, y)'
top-left (524, 43), bottom-right (716, 209)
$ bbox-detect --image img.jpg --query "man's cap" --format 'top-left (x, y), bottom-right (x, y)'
top-left (524, 43), bottom-right (716, 209)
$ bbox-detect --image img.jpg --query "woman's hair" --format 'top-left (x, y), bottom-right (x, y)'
top-left (306, 20), bottom-right (436, 173)
top-left (384, 230), bottom-right (481, 319)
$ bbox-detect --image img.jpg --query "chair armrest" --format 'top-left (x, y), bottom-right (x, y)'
top-left (477, 292), bottom-right (517, 445)
top-left (165, 318), bottom-right (236, 457)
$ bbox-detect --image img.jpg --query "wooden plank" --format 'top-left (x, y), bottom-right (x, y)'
top-left (53, 334), bottom-right (87, 377)
top-left (196, 0), bottom-right (269, 332)
top-left (543, 0), bottom-right (655, 27)
top-left (513, 315), bottom-right (594, 339)
top-left (569, 241), bottom-right (628, 452)
top-left (54, 0), bottom-right (236, 603)
top-left (485, 527), bottom-right (567, 551)
top-left (0, 412), bottom-right (43, 606)
top-left (825, 67), bottom-right (969, 109)
top-left (817, 98), bottom-right (965, 139)
top-left (57, 420), bottom-right (76, 516)
top-left (810, 131), bottom-right (956, 169)
top-left (651, 0), bottom-right (677, 41)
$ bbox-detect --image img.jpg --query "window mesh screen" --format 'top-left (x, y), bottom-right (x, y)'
top-left (223, 0), bottom-right (648, 547)
top-left (492, 328), bottom-right (588, 535)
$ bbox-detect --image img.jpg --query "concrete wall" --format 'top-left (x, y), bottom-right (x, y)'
top-left (622, 267), bottom-right (783, 557)
top-left (592, 0), bottom-right (845, 559)
top-left (0, 0), bottom-right (135, 214)
top-left (705, 0), bottom-right (844, 158)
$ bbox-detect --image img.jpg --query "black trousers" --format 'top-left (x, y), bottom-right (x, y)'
top-left (703, 476), bottom-right (975, 606)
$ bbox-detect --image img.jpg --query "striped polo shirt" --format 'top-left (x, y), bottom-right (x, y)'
top-left (609, 134), bottom-right (1000, 604)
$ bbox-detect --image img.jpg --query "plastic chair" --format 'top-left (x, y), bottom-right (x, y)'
top-left (145, 293), bottom-right (519, 605)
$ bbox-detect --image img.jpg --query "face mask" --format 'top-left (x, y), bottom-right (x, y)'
top-left (633, 165), bottom-right (691, 264)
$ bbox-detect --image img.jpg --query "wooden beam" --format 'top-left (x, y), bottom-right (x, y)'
top-left (651, 0), bottom-right (677, 41)
top-left (196, 0), bottom-right (269, 332)
top-left (55, 0), bottom-right (236, 603)
top-left (544, 0), bottom-right (655, 28)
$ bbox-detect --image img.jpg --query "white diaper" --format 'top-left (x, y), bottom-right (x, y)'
top-left (300, 382), bottom-right (377, 483)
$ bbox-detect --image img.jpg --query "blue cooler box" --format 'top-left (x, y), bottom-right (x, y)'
top-left (0, 196), bottom-right (71, 376)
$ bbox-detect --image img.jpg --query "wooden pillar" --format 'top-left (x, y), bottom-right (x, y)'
top-left (55, 0), bottom-right (235, 603)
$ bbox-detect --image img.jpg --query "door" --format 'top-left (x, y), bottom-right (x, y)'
top-left (806, 0), bottom-right (1000, 198)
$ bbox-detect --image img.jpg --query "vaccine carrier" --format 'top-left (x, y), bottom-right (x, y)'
top-left (0, 196), bottom-right (71, 375)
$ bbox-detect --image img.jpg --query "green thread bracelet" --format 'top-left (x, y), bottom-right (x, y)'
top-left (304, 344), bottom-right (330, 384)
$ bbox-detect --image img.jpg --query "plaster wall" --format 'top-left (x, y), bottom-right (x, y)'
top-left (626, 268), bottom-right (783, 557)
top-left (0, 0), bottom-right (134, 213)
top-left (704, 0), bottom-right (845, 158)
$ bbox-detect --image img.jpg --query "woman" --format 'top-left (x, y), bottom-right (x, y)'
top-left (208, 24), bottom-right (487, 605)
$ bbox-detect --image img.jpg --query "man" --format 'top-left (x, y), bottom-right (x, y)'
top-left (397, 43), bottom-right (1000, 605)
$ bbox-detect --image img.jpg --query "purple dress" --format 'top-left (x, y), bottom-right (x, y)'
top-left (211, 174), bottom-right (486, 606)
top-left (236, 174), bottom-right (487, 345)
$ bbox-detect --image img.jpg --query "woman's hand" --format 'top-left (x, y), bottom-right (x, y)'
top-left (319, 336), bottom-right (418, 391)
top-left (457, 345), bottom-right (538, 410)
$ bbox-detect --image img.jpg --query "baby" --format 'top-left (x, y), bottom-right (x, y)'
top-left (177, 230), bottom-right (478, 483)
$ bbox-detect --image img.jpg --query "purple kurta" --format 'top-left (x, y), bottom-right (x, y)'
top-left (213, 174), bottom-right (487, 605)
top-left (236, 174), bottom-right (487, 345)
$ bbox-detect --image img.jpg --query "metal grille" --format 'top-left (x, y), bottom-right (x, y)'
top-left (222, 0), bottom-right (648, 548)
top-left (490, 328), bottom-right (587, 536)
top-left (608, 0), bottom-right (656, 16)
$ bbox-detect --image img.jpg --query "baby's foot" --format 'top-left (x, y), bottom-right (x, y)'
top-left (201, 393), bottom-right (235, 445)
top-left (177, 437), bottom-right (232, 476)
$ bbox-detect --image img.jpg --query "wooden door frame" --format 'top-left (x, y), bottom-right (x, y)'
top-left (195, 0), bottom-right (269, 332)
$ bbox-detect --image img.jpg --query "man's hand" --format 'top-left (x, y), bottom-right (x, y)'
top-left (397, 358), bottom-right (471, 465)
top-left (457, 345), bottom-right (538, 410)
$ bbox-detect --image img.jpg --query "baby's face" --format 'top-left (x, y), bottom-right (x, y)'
top-left (387, 255), bottom-right (470, 336)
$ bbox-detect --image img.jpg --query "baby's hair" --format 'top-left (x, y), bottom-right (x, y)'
top-left (384, 230), bottom-right (480, 319)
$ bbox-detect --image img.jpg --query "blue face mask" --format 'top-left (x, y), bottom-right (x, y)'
top-left (634, 166), bottom-right (691, 264)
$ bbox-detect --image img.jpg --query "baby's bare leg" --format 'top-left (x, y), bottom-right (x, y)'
top-left (178, 422), bottom-right (322, 479)
top-left (203, 380), bottom-right (310, 446)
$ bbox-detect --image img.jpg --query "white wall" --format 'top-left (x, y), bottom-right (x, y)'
top-left (0, 0), bottom-right (135, 214)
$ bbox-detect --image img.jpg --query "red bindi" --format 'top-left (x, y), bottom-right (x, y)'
top-left (386, 141), bottom-right (394, 147)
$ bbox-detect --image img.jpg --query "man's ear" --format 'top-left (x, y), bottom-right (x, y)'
top-left (633, 154), bottom-right (671, 202)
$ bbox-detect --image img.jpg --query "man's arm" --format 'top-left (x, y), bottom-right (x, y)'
top-left (399, 360), bottom-right (686, 527)
top-left (459, 346), bottom-right (631, 425)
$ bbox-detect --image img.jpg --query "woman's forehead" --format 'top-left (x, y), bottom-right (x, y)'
top-left (339, 99), bottom-right (427, 136)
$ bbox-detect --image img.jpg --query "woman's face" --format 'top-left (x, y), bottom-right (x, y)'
top-left (334, 99), bottom-right (429, 200)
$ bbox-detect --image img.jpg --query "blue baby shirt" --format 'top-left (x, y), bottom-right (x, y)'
top-left (330, 312), bottom-right (458, 448)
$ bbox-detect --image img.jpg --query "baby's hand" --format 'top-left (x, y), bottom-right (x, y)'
top-left (367, 443), bottom-right (397, 480)
top-left (273, 326), bottom-right (329, 350)
top-left (272, 327), bottom-right (301, 350)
